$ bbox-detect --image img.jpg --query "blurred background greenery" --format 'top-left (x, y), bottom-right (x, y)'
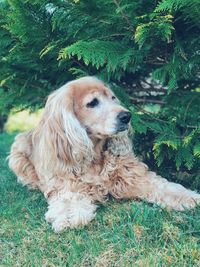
top-left (5, 109), bottom-right (42, 133)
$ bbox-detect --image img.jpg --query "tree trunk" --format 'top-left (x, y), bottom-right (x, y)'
top-left (0, 114), bottom-right (7, 133)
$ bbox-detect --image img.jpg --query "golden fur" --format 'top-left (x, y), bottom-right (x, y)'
top-left (9, 76), bottom-right (200, 232)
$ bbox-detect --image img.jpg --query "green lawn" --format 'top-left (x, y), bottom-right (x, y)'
top-left (0, 133), bottom-right (200, 267)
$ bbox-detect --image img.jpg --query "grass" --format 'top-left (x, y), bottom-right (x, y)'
top-left (0, 132), bottom-right (200, 267)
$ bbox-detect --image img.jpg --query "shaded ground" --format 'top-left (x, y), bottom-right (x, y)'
top-left (0, 133), bottom-right (200, 267)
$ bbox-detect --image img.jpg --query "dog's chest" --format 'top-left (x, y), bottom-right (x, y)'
top-left (79, 154), bottom-right (117, 185)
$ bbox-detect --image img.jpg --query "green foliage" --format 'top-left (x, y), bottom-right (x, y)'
top-left (135, 15), bottom-right (174, 47)
top-left (0, 0), bottom-right (73, 114)
top-left (59, 40), bottom-right (136, 80)
top-left (0, 0), bottom-right (199, 187)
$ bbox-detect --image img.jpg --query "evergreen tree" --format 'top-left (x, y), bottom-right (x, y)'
top-left (0, 0), bottom-right (199, 187)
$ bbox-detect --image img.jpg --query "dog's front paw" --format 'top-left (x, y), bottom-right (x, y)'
top-left (175, 193), bottom-right (200, 211)
top-left (45, 192), bottom-right (97, 232)
top-left (45, 209), bottom-right (70, 232)
top-left (162, 190), bottom-right (200, 211)
top-left (52, 218), bottom-right (71, 233)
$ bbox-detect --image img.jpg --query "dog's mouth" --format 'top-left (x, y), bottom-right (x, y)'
top-left (115, 124), bottom-right (129, 133)
top-left (85, 123), bottom-right (129, 138)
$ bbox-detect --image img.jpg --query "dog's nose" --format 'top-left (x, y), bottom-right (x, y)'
top-left (117, 111), bottom-right (131, 124)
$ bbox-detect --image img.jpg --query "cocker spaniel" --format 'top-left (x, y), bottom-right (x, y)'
top-left (9, 76), bottom-right (200, 232)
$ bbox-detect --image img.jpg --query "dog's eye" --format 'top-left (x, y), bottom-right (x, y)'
top-left (112, 96), bottom-right (116, 100)
top-left (86, 98), bottom-right (99, 108)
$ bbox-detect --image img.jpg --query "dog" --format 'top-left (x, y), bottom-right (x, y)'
top-left (8, 76), bottom-right (200, 232)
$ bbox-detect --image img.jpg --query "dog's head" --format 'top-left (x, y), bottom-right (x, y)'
top-left (38, 76), bottom-right (131, 165)
top-left (70, 76), bottom-right (131, 137)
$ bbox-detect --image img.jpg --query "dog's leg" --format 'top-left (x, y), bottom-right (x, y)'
top-left (45, 191), bottom-right (97, 232)
top-left (109, 157), bottom-right (200, 211)
top-left (8, 132), bottom-right (39, 188)
top-left (135, 170), bottom-right (200, 211)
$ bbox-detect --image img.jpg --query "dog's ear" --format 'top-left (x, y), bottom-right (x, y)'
top-left (34, 84), bottom-right (93, 169)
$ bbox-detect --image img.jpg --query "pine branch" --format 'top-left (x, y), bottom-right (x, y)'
top-left (112, 0), bottom-right (134, 31)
